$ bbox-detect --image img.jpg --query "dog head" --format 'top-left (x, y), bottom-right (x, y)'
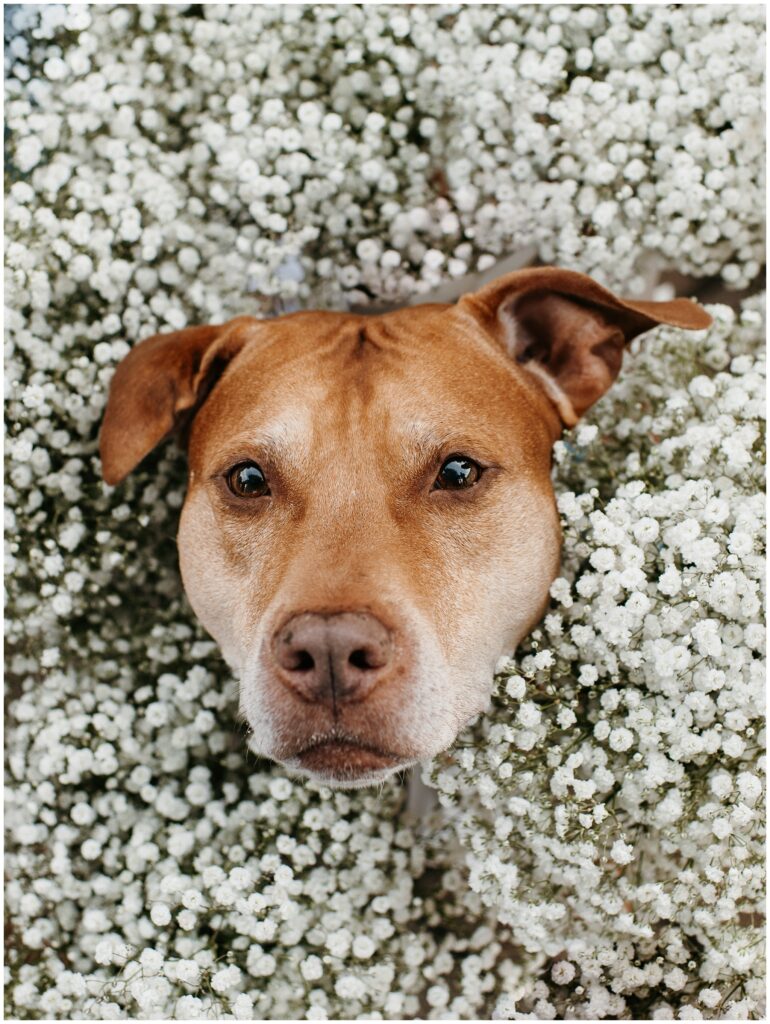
top-left (100, 268), bottom-right (710, 787)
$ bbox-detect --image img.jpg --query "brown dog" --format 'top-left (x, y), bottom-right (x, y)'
top-left (100, 268), bottom-right (711, 787)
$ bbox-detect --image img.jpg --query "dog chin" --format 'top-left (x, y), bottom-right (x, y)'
top-left (246, 734), bottom-right (417, 788)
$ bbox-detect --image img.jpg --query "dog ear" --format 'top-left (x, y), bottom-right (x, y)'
top-left (99, 317), bottom-right (258, 485)
top-left (459, 267), bottom-right (712, 426)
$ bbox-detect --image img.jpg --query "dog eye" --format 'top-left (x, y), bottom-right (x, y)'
top-left (225, 462), bottom-right (270, 497)
top-left (433, 455), bottom-right (482, 491)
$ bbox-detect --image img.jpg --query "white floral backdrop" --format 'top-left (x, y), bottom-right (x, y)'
top-left (4, 4), bottom-right (765, 1020)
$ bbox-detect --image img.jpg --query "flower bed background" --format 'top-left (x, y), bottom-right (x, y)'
top-left (5, 4), bottom-right (765, 1020)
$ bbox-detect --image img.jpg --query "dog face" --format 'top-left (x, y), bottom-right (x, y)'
top-left (176, 305), bottom-right (563, 785)
top-left (100, 268), bottom-right (710, 787)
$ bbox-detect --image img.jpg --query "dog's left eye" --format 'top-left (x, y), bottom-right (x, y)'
top-left (433, 455), bottom-right (482, 490)
top-left (225, 462), bottom-right (270, 497)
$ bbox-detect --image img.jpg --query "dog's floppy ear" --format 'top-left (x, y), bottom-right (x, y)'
top-left (459, 267), bottom-right (712, 426)
top-left (99, 316), bottom-right (258, 485)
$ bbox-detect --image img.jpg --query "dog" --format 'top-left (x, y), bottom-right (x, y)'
top-left (100, 267), bottom-right (711, 788)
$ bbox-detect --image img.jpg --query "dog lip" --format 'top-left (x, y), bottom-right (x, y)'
top-left (293, 734), bottom-right (402, 762)
top-left (288, 734), bottom-right (406, 776)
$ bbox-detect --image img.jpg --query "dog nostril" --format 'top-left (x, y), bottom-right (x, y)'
top-left (349, 647), bottom-right (379, 671)
top-left (289, 649), bottom-right (315, 672)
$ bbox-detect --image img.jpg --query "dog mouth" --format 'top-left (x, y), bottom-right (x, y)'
top-left (283, 732), bottom-right (410, 784)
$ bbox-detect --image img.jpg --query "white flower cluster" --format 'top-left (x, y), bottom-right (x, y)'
top-left (5, 4), bottom-right (765, 1020)
top-left (430, 299), bottom-right (766, 1020)
top-left (7, 729), bottom-right (518, 1020)
top-left (5, 2), bottom-right (765, 333)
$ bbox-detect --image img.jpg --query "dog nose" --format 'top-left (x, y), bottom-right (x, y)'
top-left (272, 612), bottom-right (393, 707)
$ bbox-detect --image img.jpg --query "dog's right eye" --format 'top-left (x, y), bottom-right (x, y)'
top-left (433, 455), bottom-right (482, 491)
top-left (225, 462), bottom-right (270, 497)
